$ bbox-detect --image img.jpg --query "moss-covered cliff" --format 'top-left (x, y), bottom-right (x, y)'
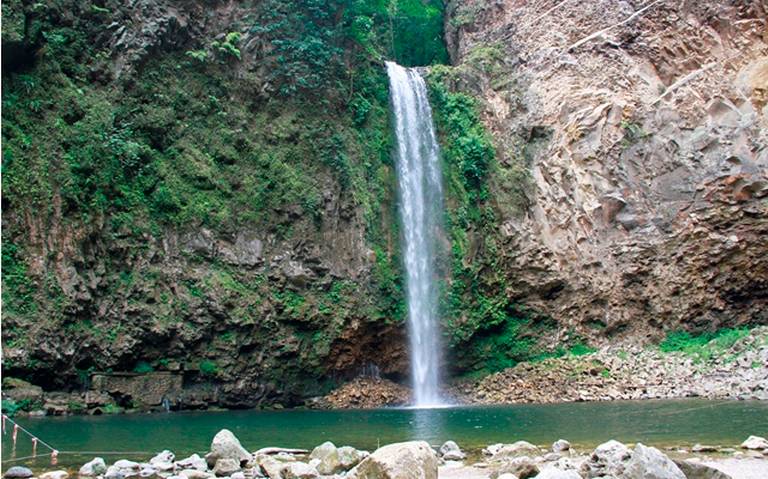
top-left (1, 0), bottom-right (453, 407)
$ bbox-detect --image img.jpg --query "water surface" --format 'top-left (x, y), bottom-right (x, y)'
top-left (3, 399), bottom-right (767, 471)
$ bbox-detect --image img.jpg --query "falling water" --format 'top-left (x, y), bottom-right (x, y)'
top-left (386, 61), bottom-right (445, 407)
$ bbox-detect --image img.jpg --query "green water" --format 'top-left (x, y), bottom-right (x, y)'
top-left (2, 400), bottom-right (767, 471)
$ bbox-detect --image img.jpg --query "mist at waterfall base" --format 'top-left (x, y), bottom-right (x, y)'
top-left (386, 61), bottom-right (446, 407)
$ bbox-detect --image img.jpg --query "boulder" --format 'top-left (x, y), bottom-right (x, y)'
top-left (491, 456), bottom-right (539, 479)
top-left (348, 441), bottom-right (438, 479)
top-left (113, 460), bottom-right (141, 471)
top-left (139, 467), bottom-right (157, 477)
top-left (551, 440), bottom-right (571, 453)
top-left (206, 430), bottom-right (252, 468)
top-left (338, 446), bottom-right (367, 470)
top-left (491, 442), bottom-right (541, 462)
top-left (258, 457), bottom-right (288, 479)
top-left (176, 454), bottom-right (207, 471)
top-left (104, 466), bottom-right (125, 479)
top-left (497, 475), bottom-right (520, 479)
top-left (40, 471), bottom-right (69, 479)
top-left (533, 467), bottom-right (582, 479)
top-left (151, 451), bottom-right (176, 466)
top-left (580, 440), bottom-right (631, 478)
top-left (624, 443), bottom-right (685, 479)
top-left (80, 457), bottom-right (108, 476)
top-left (439, 441), bottom-right (466, 461)
top-left (280, 462), bottom-right (319, 479)
top-left (4, 467), bottom-right (33, 479)
top-left (691, 444), bottom-right (718, 453)
top-left (741, 436), bottom-right (768, 450)
top-left (309, 441), bottom-right (341, 475)
top-left (674, 460), bottom-right (732, 479)
top-left (213, 458), bottom-right (241, 477)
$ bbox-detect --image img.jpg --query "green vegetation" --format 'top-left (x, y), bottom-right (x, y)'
top-left (659, 328), bottom-right (751, 363)
top-left (1, 399), bottom-right (23, 416)
top-left (199, 360), bottom-right (219, 376)
top-left (133, 361), bottom-right (154, 374)
top-left (425, 67), bottom-right (549, 375)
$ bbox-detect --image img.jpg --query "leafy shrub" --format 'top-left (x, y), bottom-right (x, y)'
top-left (1, 399), bottom-right (22, 416)
top-left (133, 361), bottom-right (154, 373)
top-left (212, 32), bottom-right (242, 60)
top-left (199, 360), bottom-right (219, 376)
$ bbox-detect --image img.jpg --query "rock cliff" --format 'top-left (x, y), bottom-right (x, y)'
top-left (443, 0), bottom-right (768, 352)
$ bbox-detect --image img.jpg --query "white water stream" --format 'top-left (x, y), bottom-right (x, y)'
top-left (386, 61), bottom-right (445, 406)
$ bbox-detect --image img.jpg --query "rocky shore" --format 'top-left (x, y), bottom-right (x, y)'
top-left (453, 327), bottom-right (768, 405)
top-left (318, 327), bottom-right (768, 409)
top-left (4, 430), bottom-right (768, 479)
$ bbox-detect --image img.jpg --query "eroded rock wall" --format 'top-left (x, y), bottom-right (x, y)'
top-left (445, 0), bottom-right (768, 343)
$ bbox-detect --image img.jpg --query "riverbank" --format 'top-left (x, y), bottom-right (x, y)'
top-left (4, 428), bottom-right (768, 479)
top-left (319, 326), bottom-right (768, 408)
top-left (453, 326), bottom-right (768, 405)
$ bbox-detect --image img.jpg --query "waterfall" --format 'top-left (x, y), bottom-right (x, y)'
top-left (386, 61), bottom-right (445, 407)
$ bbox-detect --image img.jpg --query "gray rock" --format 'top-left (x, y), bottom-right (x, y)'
top-left (229, 473), bottom-right (245, 479)
top-left (280, 462), bottom-right (319, 479)
top-left (4, 467), bottom-right (33, 479)
top-left (692, 444), bottom-right (718, 453)
top-left (338, 446), bottom-right (367, 470)
top-left (491, 456), bottom-right (539, 479)
top-left (491, 442), bottom-right (542, 462)
top-left (206, 430), bottom-right (252, 469)
top-left (140, 467), bottom-right (157, 478)
top-left (674, 460), bottom-right (732, 479)
top-left (348, 441), bottom-right (438, 479)
top-left (213, 458), bottom-right (241, 477)
top-left (257, 457), bottom-right (286, 479)
top-left (438, 441), bottom-right (466, 461)
top-left (179, 470), bottom-right (214, 479)
top-left (40, 471), bottom-right (69, 479)
top-left (624, 443), bottom-right (685, 479)
top-left (80, 458), bottom-right (108, 476)
top-left (309, 441), bottom-right (341, 475)
top-left (580, 440), bottom-right (631, 478)
top-left (114, 460), bottom-right (141, 470)
top-left (176, 454), bottom-right (207, 471)
top-left (741, 435), bottom-right (768, 450)
top-left (533, 467), bottom-right (582, 479)
top-left (552, 440), bottom-right (571, 453)
top-left (151, 451), bottom-right (176, 466)
top-left (104, 465), bottom-right (125, 479)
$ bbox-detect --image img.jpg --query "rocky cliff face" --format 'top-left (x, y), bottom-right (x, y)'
top-left (2, 0), bottom-right (420, 408)
top-left (443, 0), bottom-right (768, 347)
top-left (2, 0), bottom-right (767, 412)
